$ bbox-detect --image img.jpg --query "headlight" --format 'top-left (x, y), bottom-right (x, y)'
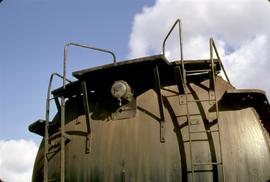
top-left (111, 80), bottom-right (132, 102)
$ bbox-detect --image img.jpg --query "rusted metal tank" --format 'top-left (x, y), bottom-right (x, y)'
top-left (29, 20), bottom-right (270, 182)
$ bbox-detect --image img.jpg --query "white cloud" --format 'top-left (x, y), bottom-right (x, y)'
top-left (0, 139), bottom-right (38, 182)
top-left (128, 0), bottom-right (270, 96)
top-left (224, 35), bottom-right (269, 90)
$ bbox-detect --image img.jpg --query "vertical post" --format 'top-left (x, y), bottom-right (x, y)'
top-left (178, 20), bottom-right (186, 88)
top-left (44, 121), bottom-right (48, 182)
top-left (44, 75), bottom-right (54, 182)
top-left (210, 39), bottom-right (216, 87)
top-left (209, 39), bottom-right (216, 102)
top-left (60, 96), bottom-right (65, 182)
top-left (81, 80), bottom-right (92, 153)
top-left (44, 120), bottom-right (49, 182)
top-left (153, 66), bottom-right (165, 143)
top-left (60, 46), bottom-right (68, 182)
top-left (44, 118), bottom-right (49, 182)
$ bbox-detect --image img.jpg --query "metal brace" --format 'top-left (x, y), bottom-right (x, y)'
top-left (153, 66), bottom-right (165, 143)
top-left (81, 81), bottom-right (92, 153)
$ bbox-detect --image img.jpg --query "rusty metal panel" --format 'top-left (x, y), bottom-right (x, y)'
top-left (29, 19), bottom-right (270, 182)
top-left (31, 75), bottom-right (270, 181)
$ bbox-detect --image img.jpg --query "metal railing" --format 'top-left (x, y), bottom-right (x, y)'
top-left (162, 19), bottom-right (186, 86)
top-left (163, 19), bottom-right (227, 181)
top-left (60, 42), bottom-right (116, 182)
top-left (210, 38), bottom-right (231, 85)
top-left (44, 73), bottom-right (71, 182)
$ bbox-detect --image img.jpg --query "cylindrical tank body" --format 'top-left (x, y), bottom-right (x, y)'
top-left (32, 69), bottom-right (270, 182)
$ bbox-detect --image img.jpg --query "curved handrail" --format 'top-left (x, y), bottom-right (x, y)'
top-left (44, 73), bottom-right (71, 182)
top-left (60, 42), bottom-right (116, 181)
top-left (209, 38), bottom-right (232, 85)
top-left (162, 19), bottom-right (185, 85)
top-left (63, 42), bottom-right (116, 88)
top-left (162, 19), bottom-right (183, 60)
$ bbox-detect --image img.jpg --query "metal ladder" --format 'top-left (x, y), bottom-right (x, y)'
top-left (162, 19), bottom-right (230, 181)
top-left (44, 73), bottom-right (71, 182)
top-left (183, 38), bottom-right (225, 181)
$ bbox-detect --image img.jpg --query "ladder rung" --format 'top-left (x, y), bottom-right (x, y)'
top-left (184, 139), bottom-right (209, 142)
top-left (192, 162), bottom-right (222, 166)
top-left (176, 113), bottom-right (201, 117)
top-left (187, 99), bottom-right (216, 103)
top-left (48, 178), bottom-right (59, 182)
top-left (187, 169), bottom-right (214, 173)
top-left (190, 129), bottom-right (219, 134)
top-left (186, 69), bottom-right (211, 73)
top-left (164, 94), bottom-right (179, 98)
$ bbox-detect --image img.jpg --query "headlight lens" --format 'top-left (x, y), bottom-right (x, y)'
top-left (111, 81), bottom-right (128, 99)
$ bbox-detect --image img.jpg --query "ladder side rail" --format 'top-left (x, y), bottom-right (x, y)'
top-left (185, 89), bottom-right (195, 182)
top-left (209, 38), bottom-right (216, 95)
top-left (210, 38), bottom-right (232, 86)
top-left (210, 38), bottom-right (225, 181)
top-left (44, 73), bottom-right (71, 182)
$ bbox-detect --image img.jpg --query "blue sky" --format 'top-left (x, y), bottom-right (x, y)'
top-left (1, 0), bottom-right (269, 144)
top-left (0, 0), bottom-right (154, 143)
top-left (0, 0), bottom-right (270, 181)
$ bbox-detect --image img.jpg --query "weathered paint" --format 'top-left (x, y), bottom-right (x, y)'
top-left (32, 76), bottom-right (270, 182)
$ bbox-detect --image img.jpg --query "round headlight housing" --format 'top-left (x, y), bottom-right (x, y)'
top-left (111, 80), bottom-right (132, 102)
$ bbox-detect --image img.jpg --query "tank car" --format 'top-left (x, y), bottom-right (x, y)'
top-left (29, 20), bottom-right (270, 182)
